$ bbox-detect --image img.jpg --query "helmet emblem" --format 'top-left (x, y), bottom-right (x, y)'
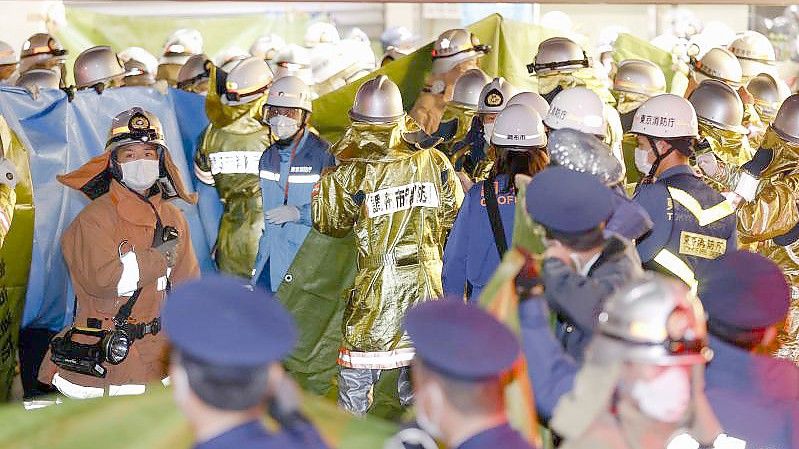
top-left (485, 89), bottom-right (503, 107)
top-left (129, 114), bottom-right (150, 130)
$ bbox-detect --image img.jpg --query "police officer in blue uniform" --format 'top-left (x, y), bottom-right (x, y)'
top-left (526, 167), bottom-right (643, 361)
top-left (631, 94), bottom-right (737, 289)
top-left (698, 250), bottom-right (799, 448)
top-left (443, 104), bottom-right (548, 301)
top-left (252, 76), bottom-right (335, 291)
top-left (162, 275), bottom-right (328, 449)
top-left (387, 299), bottom-right (536, 449)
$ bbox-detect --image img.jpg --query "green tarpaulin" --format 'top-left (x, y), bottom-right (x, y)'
top-left (0, 385), bottom-right (396, 449)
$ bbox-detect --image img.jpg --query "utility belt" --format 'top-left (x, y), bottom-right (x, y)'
top-left (51, 222), bottom-right (178, 379)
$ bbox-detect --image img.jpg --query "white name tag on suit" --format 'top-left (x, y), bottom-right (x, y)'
top-left (365, 182), bottom-right (440, 218)
top-left (208, 151), bottom-right (262, 175)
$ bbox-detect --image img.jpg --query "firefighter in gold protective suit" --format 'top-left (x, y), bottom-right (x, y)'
top-left (194, 57), bottom-right (273, 277)
top-left (0, 118), bottom-right (18, 248)
top-left (433, 68), bottom-right (489, 160)
top-left (689, 79), bottom-right (755, 195)
top-left (409, 29), bottom-right (490, 134)
top-left (528, 37), bottom-right (623, 167)
top-left (612, 59), bottom-right (666, 184)
top-left (729, 94), bottom-right (799, 364)
top-left (313, 75), bottom-right (463, 415)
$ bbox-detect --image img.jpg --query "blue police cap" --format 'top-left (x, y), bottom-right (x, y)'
top-left (162, 274), bottom-right (297, 367)
top-left (405, 299), bottom-right (519, 381)
top-left (525, 166), bottom-right (614, 233)
top-left (698, 250), bottom-right (790, 330)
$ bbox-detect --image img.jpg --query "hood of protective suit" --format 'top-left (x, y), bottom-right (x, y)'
top-left (205, 64), bottom-right (268, 132)
top-left (332, 115), bottom-right (432, 162)
top-left (753, 127), bottom-right (799, 178)
top-left (438, 102), bottom-right (476, 143)
top-left (552, 355), bottom-right (721, 448)
top-left (613, 90), bottom-right (649, 115)
top-left (698, 121), bottom-right (754, 167)
top-left (57, 148), bottom-right (197, 204)
top-left (538, 68), bottom-right (617, 106)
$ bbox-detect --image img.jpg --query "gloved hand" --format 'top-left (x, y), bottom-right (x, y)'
top-left (265, 205), bottom-right (300, 225)
top-left (696, 153), bottom-right (720, 178)
top-left (154, 238), bottom-right (179, 267)
top-left (0, 158), bottom-right (18, 189)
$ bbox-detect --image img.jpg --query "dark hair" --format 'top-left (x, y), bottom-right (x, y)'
top-left (660, 136), bottom-right (696, 157)
top-left (491, 146), bottom-right (549, 194)
top-left (707, 318), bottom-right (766, 352)
top-left (179, 352), bottom-right (270, 411)
top-left (545, 226), bottom-right (605, 251)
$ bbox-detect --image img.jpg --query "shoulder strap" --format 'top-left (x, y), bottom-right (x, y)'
top-left (114, 288), bottom-right (142, 326)
top-left (483, 178), bottom-right (508, 257)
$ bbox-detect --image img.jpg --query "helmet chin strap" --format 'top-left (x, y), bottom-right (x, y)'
top-left (639, 136), bottom-right (674, 185)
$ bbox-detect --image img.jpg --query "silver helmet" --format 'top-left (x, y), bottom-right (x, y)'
top-left (266, 75), bottom-right (313, 112)
top-left (528, 37), bottom-right (589, 76)
top-left (15, 68), bottom-right (59, 91)
top-left (450, 68), bottom-right (490, 109)
top-left (105, 107), bottom-right (167, 154)
top-left (0, 41), bottom-right (18, 66)
top-left (349, 75), bottom-right (404, 123)
top-left (431, 29), bottom-right (489, 74)
top-left (587, 273), bottom-right (712, 366)
top-left (73, 46), bottom-right (127, 90)
top-left (692, 47), bottom-right (743, 87)
top-left (687, 79), bottom-right (747, 134)
top-left (547, 128), bottom-right (624, 187)
top-left (221, 57), bottom-right (273, 106)
top-left (613, 59), bottom-right (666, 97)
top-left (176, 54), bottom-right (210, 90)
top-left (771, 94), bottom-right (799, 144)
top-left (746, 73), bottom-right (785, 122)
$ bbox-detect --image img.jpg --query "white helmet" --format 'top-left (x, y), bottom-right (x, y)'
top-left (381, 46), bottom-right (412, 66)
top-left (304, 22), bottom-right (341, 48)
top-left (250, 34), bottom-right (286, 62)
top-left (160, 29), bottom-right (203, 65)
top-left (274, 44), bottom-right (313, 85)
top-left (477, 77), bottom-right (517, 114)
top-left (221, 57), bottom-right (273, 106)
top-left (507, 91), bottom-right (550, 119)
top-left (630, 94), bottom-right (699, 139)
top-left (491, 104), bottom-right (546, 148)
top-left (214, 47), bottom-right (250, 70)
top-left (450, 68), bottom-right (490, 109)
top-left (380, 26), bottom-right (415, 51)
top-left (545, 87), bottom-right (606, 137)
top-left (118, 47), bottom-right (158, 76)
top-left (613, 59), bottom-right (666, 97)
top-left (0, 41), bottom-right (17, 66)
top-left (728, 31), bottom-right (776, 78)
top-left (73, 46), bottom-right (127, 90)
top-left (348, 28), bottom-right (370, 45)
top-left (528, 37), bottom-right (589, 76)
top-left (431, 29), bottom-right (489, 74)
top-left (692, 47), bottom-right (742, 87)
top-left (266, 75), bottom-right (313, 113)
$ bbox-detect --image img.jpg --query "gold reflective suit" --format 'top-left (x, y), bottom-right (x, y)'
top-left (437, 102), bottom-right (477, 159)
top-left (696, 122), bottom-right (755, 193)
top-left (194, 65), bottom-right (271, 277)
top-left (312, 118), bottom-right (463, 368)
top-left (409, 59), bottom-right (479, 135)
top-left (738, 128), bottom-right (799, 363)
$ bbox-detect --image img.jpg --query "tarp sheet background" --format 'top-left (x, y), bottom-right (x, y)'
top-left (54, 8), bottom-right (309, 85)
top-left (0, 384), bottom-right (397, 449)
top-left (0, 86), bottom-right (215, 335)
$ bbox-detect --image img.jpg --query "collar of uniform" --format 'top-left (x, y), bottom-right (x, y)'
top-left (110, 180), bottom-right (163, 227)
top-left (193, 420), bottom-right (270, 449)
top-left (454, 423), bottom-right (524, 449)
top-left (656, 164), bottom-right (695, 181)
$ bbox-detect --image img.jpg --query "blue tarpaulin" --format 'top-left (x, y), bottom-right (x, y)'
top-left (0, 85), bottom-right (216, 332)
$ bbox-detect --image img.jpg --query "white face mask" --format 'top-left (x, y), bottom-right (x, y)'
top-left (631, 366), bottom-right (691, 423)
top-left (634, 147), bottom-right (653, 175)
top-left (416, 383), bottom-right (444, 439)
top-left (120, 159), bottom-right (160, 191)
top-left (268, 115), bottom-right (300, 141)
top-left (483, 122), bottom-right (495, 144)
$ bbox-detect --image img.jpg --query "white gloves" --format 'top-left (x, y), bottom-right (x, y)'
top-left (266, 205), bottom-right (300, 225)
